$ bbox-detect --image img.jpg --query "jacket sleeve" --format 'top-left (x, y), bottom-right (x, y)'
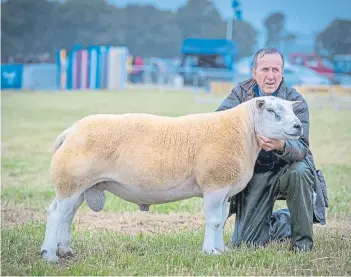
top-left (274, 93), bottom-right (310, 162)
top-left (216, 85), bottom-right (242, 111)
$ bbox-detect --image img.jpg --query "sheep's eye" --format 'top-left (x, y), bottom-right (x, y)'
top-left (267, 108), bottom-right (274, 113)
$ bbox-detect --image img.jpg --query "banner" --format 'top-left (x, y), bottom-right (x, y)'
top-left (22, 63), bottom-right (57, 90)
top-left (1, 64), bottom-right (23, 89)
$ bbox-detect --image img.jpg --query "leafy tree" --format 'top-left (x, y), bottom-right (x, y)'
top-left (264, 12), bottom-right (285, 48)
top-left (232, 20), bottom-right (258, 58)
top-left (1, 0), bottom-right (258, 59)
top-left (315, 19), bottom-right (351, 59)
top-left (1, 0), bottom-right (59, 56)
top-left (263, 12), bottom-right (298, 55)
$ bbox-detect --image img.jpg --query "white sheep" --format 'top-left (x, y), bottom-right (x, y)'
top-left (40, 96), bottom-right (303, 263)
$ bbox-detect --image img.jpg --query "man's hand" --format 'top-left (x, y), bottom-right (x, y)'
top-left (257, 134), bottom-right (285, 152)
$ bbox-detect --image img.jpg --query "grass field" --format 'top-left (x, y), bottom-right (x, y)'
top-left (1, 89), bottom-right (351, 275)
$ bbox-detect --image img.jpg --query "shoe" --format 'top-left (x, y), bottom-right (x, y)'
top-left (290, 244), bottom-right (313, 253)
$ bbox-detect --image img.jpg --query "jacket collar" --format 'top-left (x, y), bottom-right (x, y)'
top-left (238, 77), bottom-right (288, 99)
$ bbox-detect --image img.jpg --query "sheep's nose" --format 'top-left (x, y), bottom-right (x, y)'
top-left (293, 123), bottom-right (302, 130)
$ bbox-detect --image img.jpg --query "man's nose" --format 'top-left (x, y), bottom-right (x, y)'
top-left (267, 70), bottom-right (274, 79)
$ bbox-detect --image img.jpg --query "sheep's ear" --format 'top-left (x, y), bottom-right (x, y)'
top-left (256, 99), bottom-right (266, 108)
top-left (291, 100), bottom-right (302, 108)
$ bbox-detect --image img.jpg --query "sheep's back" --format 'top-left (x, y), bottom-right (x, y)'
top-left (51, 113), bottom-right (212, 192)
top-left (51, 107), bottom-right (253, 196)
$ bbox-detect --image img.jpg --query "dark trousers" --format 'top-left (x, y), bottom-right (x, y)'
top-left (232, 161), bottom-right (315, 251)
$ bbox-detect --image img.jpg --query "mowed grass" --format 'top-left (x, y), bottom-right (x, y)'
top-left (1, 89), bottom-right (351, 275)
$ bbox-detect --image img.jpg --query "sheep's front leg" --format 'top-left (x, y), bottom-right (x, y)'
top-left (203, 189), bottom-right (228, 255)
top-left (215, 200), bottom-right (229, 252)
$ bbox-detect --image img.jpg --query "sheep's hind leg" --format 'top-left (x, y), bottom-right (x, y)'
top-left (202, 189), bottom-right (228, 255)
top-left (41, 194), bottom-right (80, 263)
top-left (57, 194), bottom-right (84, 258)
top-left (40, 199), bottom-right (59, 263)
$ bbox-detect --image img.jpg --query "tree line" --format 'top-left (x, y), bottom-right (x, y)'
top-left (1, 0), bottom-right (350, 62)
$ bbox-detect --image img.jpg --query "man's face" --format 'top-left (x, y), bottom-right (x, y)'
top-left (252, 53), bottom-right (283, 95)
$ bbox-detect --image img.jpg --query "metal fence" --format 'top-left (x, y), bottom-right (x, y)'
top-left (126, 65), bottom-right (351, 111)
top-left (127, 64), bottom-right (351, 92)
top-left (127, 65), bottom-right (250, 92)
top-left (2, 62), bottom-right (351, 100)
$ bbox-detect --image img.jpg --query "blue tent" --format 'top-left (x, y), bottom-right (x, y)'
top-left (180, 38), bottom-right (237, 70)
top-left (181, 38), bottom-right (237, 56)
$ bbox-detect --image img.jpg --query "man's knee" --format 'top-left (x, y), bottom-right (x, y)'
top-left (287, 161), bottom-right (313, 180)
top-left (280, 161), bottom-right (314, 194)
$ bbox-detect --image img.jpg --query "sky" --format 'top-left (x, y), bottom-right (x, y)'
top-left (109, 0), bottom-right (351, 35)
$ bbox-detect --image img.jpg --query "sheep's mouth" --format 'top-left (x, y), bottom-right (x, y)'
top-left (284, 132), bottom-right (301, 138)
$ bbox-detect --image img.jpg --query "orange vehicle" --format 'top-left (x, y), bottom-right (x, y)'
top-left (288, 53), bottom-right (335, 81)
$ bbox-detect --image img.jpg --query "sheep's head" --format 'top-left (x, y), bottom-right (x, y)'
top-left (253, 96), bottom-right (303, 140)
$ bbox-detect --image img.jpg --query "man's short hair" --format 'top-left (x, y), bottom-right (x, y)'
top-left (252, 47), bottom-right (285, 69)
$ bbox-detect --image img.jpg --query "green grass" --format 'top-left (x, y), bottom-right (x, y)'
top-left (1, 89), bottom-right (351, 275)
top-left (1, 221), bottom-right (350, 276)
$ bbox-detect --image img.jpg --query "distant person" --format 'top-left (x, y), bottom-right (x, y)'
top-left (216, 47), bottom-right (328, 252)
top-left (130, 56), bottom-right (144, 83)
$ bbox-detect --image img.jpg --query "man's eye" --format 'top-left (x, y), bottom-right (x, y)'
top-left (267, 108), bottom-right (274, 113)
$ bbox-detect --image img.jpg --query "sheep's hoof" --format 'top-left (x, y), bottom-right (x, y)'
top-left (57, 247), bottom-right (74, 258)
top-left (139, 204), bottom-right (149, 211)
top-left (41, 250), bottom-right (60, 264)
top-left (203, 248), bottom-right (222, 256)
top-left (216, 246), bottom-right (230, 253)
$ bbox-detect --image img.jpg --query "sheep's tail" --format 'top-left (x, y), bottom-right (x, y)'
top-left (52, 128), bottom-right (70, 153)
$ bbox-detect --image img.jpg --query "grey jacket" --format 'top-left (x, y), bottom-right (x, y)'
top-left (216, 78), bottom-right (328, 225)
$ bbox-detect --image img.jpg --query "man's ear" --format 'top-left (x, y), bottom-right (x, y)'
top-left (251, 67), bottom-right (256, 79)
top-left (256, 99), bottom-right (266, 108)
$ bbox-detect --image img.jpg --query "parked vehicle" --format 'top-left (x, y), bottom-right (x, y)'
top-left (147, 57), bottom-right (179, 84)
top-left (288, 53), bottom-right (335, 81)
top-left (333, 54), bottom-right (351, 85)
top-left (284, 64), bottom-right (331, 86)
